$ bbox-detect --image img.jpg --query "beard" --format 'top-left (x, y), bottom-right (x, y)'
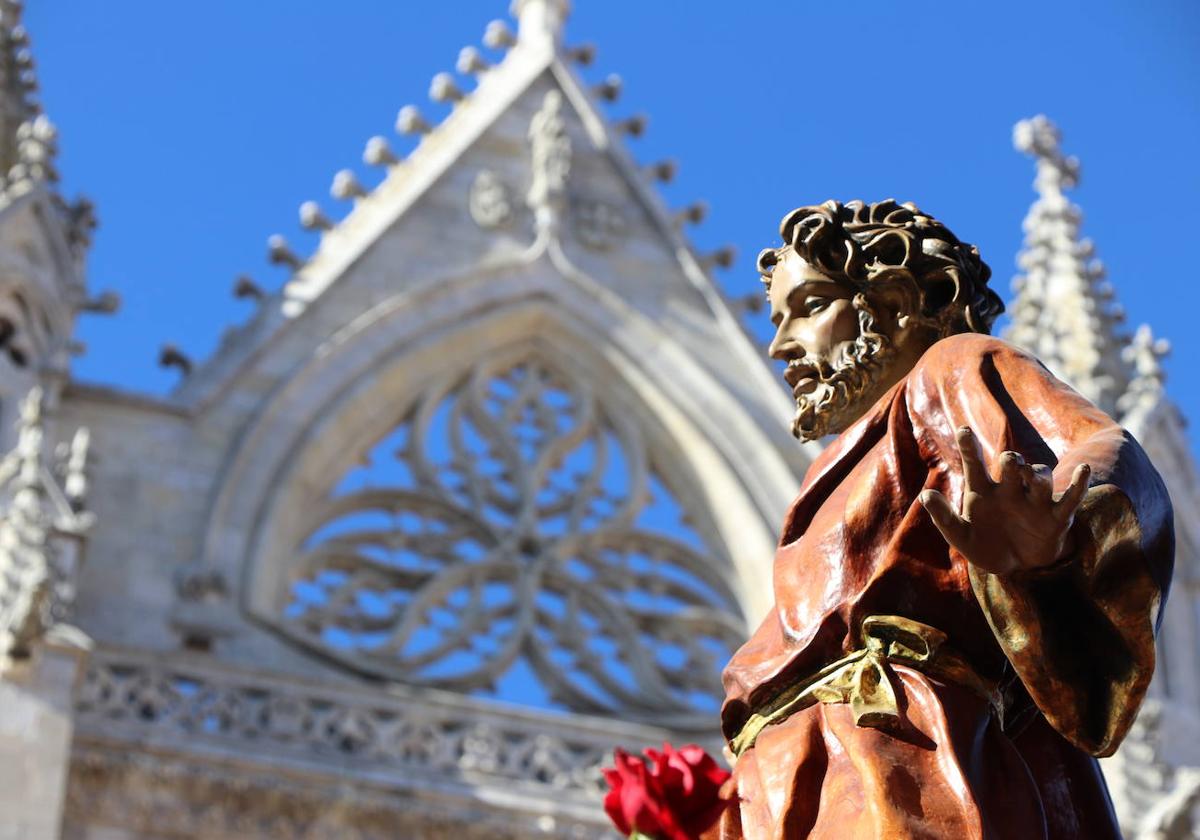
top-left (791, 295), bottom-right (896, 441)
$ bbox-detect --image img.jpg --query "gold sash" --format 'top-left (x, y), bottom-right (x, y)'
top-left (728, 615), bottom-right (1001, 759)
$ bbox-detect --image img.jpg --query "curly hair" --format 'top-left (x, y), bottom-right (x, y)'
top-left (757, 199), bottom-right (1003, 335)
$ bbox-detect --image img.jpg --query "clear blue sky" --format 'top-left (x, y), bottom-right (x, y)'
top-left (27, 1), bottom-right (1200, 451)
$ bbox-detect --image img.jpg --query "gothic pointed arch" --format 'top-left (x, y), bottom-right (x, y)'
top-left (219, 285), bottom-right (780, 728)
top-left (274, 342), bottom-right (745, 725)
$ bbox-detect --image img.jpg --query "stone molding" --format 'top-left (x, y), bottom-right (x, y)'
top-left (64, 745), bottom-right (606, 839)
top-left (69, 646), bottom-right (707, 836)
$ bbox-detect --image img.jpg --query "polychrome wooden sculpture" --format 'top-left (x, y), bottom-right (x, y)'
top-left (716, 200), bottom-right (1173, 839)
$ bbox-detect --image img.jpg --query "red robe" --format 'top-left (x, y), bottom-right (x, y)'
top-left (718, 333), bottom-right (1173, 839)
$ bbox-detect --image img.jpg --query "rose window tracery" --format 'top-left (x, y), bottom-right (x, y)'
top-left (276, 353), bottom-right (745, 726)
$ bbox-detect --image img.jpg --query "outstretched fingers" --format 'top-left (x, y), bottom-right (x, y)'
top-left (1028, 464), bottom-right (1054, 503)
top-left (919, 488), bottom-right (970, 550)
top-left (1054, 463), bottom-right (1092, 520)
top-left (956, 426), bottom-right (991, 491)
top-left (998, 451), bottom-right (1027, 490)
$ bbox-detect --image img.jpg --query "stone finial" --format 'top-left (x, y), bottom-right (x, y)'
top-left (1117, 324), bottom-right (1171, 418)
top-left (483, 20), bottom-right (516, 50)
top-left (674, 200), bottom-right (708, 227)
top-left (511, 0), bottom-right (570, 51)
top-left (1006, 115), bottom-right (1130, 415)
top-left (330, 169), bottom-right (367, 201)
top-left (644, 159), bottom-right (676, 183)
top-left (62, 427), bottom-right (89, 507)
top-left (564, 43), bottom-right (596, 65)
top-left (363, 136), bottom-right (398, 167)
top-left (80, 290), bottom-right (120, 314)
top-left (16, 385), bottom-right (44, 446)
top-left (396, 105), bottom-right (432, 136)
top-left (267, 234), bottom-right (303, 271)
top-left (233, 275), bottom-right (264, 301)
top-left (457, 46), bottom-right (490, 76)
top-left (1128, 326), bottom-right (1169, 380)
top-left (702, 245), bottom-right (737, 270)
top-left (0, 5), bottom-right (58, 198)
top-left (1125, 324), bottom-right (1170, 382)
top-left (7, 114), bottom-right (58, 187)
top-left (429, 72), bottom-right (464, 104)
top-left (299, 200), bottom-right (332, 231)
top-left (613, 114), bottom-right (647, 138)
top-left (8, 23), bottom-right (30, 48)
top-left (1014, 114), bottom-right (1080, 194)
top-left (592, 74), bottom-right (622, 103)
top-left (158, 344), bottom-right (192, 376)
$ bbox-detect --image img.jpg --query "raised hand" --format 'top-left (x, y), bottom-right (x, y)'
top-left (918, 426), bottom-right (1091, 576)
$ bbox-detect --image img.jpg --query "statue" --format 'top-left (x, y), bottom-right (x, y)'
top-left (715, 200), bottom-right (1173, 839)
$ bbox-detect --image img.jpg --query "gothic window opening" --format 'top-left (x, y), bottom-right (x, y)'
top-left (276, 352), bottom-right (746, 727)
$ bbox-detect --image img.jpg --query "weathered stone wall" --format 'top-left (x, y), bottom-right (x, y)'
top-left (0, 640), bottom-right (88, 840)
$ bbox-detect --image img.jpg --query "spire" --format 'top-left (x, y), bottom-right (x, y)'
top-left (0, 0), bottom-right (57, 197)
top-left (1007, 115), bottom-right (1130, 414)
top-left (1117, 324), bottom-right (1171, 421)
top-left (511, 0), bottom-right (570, 53)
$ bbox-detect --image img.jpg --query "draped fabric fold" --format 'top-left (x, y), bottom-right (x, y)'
top-left (717, 334), bottom-right (1173, 840)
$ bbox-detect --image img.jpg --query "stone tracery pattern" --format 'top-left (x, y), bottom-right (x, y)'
top-left (69, 648), bottom-right (678, 837)
top-left (275, 353), bottom-right (745, 727)
top-left (74, 651), bottom-right (612, 799)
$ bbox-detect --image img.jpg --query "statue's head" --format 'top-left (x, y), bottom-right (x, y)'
top-left (758, 199), bottom-right (1003, 441)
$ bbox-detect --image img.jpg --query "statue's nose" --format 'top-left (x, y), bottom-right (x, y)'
top-left (768, 327), bottom-right (804, 363)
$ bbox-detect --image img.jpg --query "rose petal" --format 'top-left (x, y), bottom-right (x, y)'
top-left (605, 743), bottom-right (733, 840)
top-left (602, 785), bottom-right (631, 835)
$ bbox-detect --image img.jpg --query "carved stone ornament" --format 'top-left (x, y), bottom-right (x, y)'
top-left (527, 90), bottom-right (572, 223)
top-left (572, 199), bottom-right (628, 251)
top-left (4, 114), bottom-right (59, 195)
top-left (68, 647), bottom-right (655, 837)
top-left (1006, 115), bottom-right (1129, 415)
top-left (271, 352), bottom-right (744, 727)
top-left (1117, 323), bottom-right (1171, 418)
top-left (468, 169), bottom-right (514, 230)
top-left (0, 386), bottom-right (92, 659)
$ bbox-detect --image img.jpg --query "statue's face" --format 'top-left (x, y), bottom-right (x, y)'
top-left (766, 250), bottom-right (897, 440)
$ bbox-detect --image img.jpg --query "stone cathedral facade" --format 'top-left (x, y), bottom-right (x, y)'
top-left (0, 1), bottom-right (1196, 838)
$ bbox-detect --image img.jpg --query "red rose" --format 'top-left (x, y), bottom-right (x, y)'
top-left (602, 742), bottom-right (733, 840)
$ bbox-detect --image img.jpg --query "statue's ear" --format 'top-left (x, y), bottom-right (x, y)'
top-left (866, 279), bottom-right (922, 329)
top-left (919, 271), bottom-right (958, 319)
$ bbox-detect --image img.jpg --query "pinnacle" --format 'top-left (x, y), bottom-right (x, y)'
top-left (1006, 114), bottom-right (1133, 416)
top-left (511, 0), bottom-right (571, 52)
top-left (175, 1), bottom-right (730, 390)
top-left (0, 0), bottom-right (52, 194)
